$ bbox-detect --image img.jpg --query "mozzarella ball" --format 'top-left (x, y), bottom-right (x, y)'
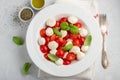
top-left (69, 46), bottom-right (80, 54)
top-left (66, 39), bottom-right (72, 45)
top-left (77, 52), bottom-right (85, 60)
top-left (80, 28), bottom-right (88, 37)
top-left (46, 28), bottom-right (53, 36)
top-left (63, 52), bottom-right (68, 59)
top-left (46, 18), bottom-right (56, 27)
top-left (50, 49), bottom-right (57, 55)
top-left (68, 16), bottom-right (78, 24)
top-left (81, 45), bottom-right (89, 53)
top-left (55, 58), bottom-right (63, 65)
top-left (48, 41), bottom-right (58, 50)
top-left (38, 37), bottom-right (45, 45)
top-left (60, 30), bottom-right (67, 38)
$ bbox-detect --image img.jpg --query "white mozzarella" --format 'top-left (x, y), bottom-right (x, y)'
top-left (81, 45), bottom-right (89, 52)
top-left (38, 37), bottom-right (45, 45)
top-left (69, 46), bottom-right (80, 54)
top-left (48, 41), bottom-right (58, 50)
top-left (46, 28), bottom-right (53, 36)
top-left (50, 49), bottom-right (57, 55)
top-left (66, 39), bottom-right (72, 45)
top-left (68, 16), bottom-right (78, 24)
top-left (60, 30), bottom-right (67, 38)
top-left (55, 58), bottom-right (63, 65)
top-left (77, 52), bottom-right (85, 60)
top-left (80, 28), bottom-right (88, 37)
top-left (46, 18), bottom-right (56, 27)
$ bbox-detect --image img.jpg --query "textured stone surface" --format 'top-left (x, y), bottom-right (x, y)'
top-left (0, 0), bottom-right (120, 80)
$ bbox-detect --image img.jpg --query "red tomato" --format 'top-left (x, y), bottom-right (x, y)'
top-left (40, 45), bottom-right (49, 53)
top-left (72, 39), bottom-right (81, 46)
top-left (79, 36), bottom-right (85, 47)
top-left (66, 52), bottom-right (76, 61)
top-left (74, 22), bottom-right (82, 28)
top-left (40, 28), bottom-right (46, 37)
top-left (45, 37), bottom-right (50, 45)
top-left (60, 17), bottom-right (67, 22)
top-left (44, 54), bottom-right (50, 60)
top-left (69, 33), bottom-right (80, 39)
top-left (50, 34), bottom-right (57, 41)
top-left (63, 59), bottom-right (71, 65)
top-left (56, 38), bottom-right (66, 46)
top-left (54, 21), bottom-right (60, 27)
top-left (56, 49), bottom-right (65, 58)
top-left (64, 34), bottom-right (69, 40)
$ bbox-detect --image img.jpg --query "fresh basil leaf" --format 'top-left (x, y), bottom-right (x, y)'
top-left (13, 36), bottom-right (24, 45)
top-left (53, 28), bottom-right (62, 37)
top-left (62, 44), bottom-right (73, 51)
top-left (22, 62), bottom-right (31, 75)
top-left (60, 22), bottom-right (70, 30)
top-left (84, 35), bottom-right (92, 46)
top-left (48, 54), bottom-right (59, 62)
top-left (69, 24), bottom-right (79, 34)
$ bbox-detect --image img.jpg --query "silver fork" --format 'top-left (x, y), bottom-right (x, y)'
top-left (99, 14), bottom-right (109, 69)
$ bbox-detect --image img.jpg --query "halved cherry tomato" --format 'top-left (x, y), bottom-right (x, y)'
top-left (45, 37), bottom-right (50, 45)
top-left (74, 22), bottom-right (82, 28)
top-left (63, 59), bottom-right (71, 65)
top-left (72, 39), bottom-right (81, 46)
top-left (69, 33), bottom-right (80, 39)
top-left (64, 33), bottom-right (69, 40)
top-left (50, 34), bottom-right (57, 41)
top-left (56, 49), bottom-right (65, 58)
top-left (40, 28), bottom-right (46, 37)
top-left (54, 21), bottom-right (60, 27)
top-left (40, 45), bottom-right (49, 53)
top-left (56, 38), bottom-right (67, 46)
top-left (79, 36), bottom-right (85, 47)
top-left (66, 52), bottom-right (76, 61)
top-left (44, 54), bottom-right (50, 60)
top-left (59, 17), bottom-right (67, 22)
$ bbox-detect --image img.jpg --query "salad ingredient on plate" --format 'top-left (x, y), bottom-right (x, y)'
top-left (38, 15), bottom-right (92, 65)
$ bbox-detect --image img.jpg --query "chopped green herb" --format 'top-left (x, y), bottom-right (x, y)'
top-left (62, 44), bottom-right (73, 51)
top-left (69, 24), bottom-right (79, 34)
top-left (48, 54), bottom-right (59, 62)
top-left (60, 22), bottom-right (70, 30)
top-left (84, 35), bottom-right (92, 46)
top-left (53, 28), bottom-right (62, 37)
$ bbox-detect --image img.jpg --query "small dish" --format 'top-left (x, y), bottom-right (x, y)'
top-left (30, 0), bottom-right (45, 10)
top-left (18, 7), bottom-right (34, 22)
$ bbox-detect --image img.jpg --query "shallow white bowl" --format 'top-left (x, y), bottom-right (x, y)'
top-left (26, 4), bottom-right (102, 77)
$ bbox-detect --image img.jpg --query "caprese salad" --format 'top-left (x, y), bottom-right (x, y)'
top-left (38, 15), bottom-right (92, 66)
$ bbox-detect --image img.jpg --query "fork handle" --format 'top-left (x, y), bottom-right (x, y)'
top-left (102, 34), bottom-right (109, 69)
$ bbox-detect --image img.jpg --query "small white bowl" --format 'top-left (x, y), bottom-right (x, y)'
top-left (30, 0), bottom-right (45, 10)
top-left (18, 7), bottom-right (34, 22)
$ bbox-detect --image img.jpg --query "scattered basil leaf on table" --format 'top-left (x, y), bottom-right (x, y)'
top-left (84, 35), bottom-right (92, 46)
top-left (48, 54), bottom-right (59, 62)
top-left (62, 44), bottom-right (73, 51)
top-left (22, 62), bottom-right (31, 75)
top-left (13, 36), bottom-right (24, 45)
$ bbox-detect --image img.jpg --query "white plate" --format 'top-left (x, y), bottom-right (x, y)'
top-left (26, 4), bottom-right (102, 77)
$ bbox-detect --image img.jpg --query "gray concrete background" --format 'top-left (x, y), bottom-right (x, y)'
top-left (0, 0), bottom-right (120, 80)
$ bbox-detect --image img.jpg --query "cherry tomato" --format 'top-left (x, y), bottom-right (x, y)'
top-left (69, 33), bottom-right (80, 39)
top-left (66, 52), bottom-right (76, 61)
top-left (56, 38), bottom-right (66, 46)
top-left (54, 21), bottom-right (60, 27)
top-left (44, 54), bottom-right (50, 60)
top-left (79, 36), bottom-right (85, 47)
top-left (40, 28), bottom-right (46, 37)
top-left (64, 33), bottom-right (69, 40)
top-left (72, 39), bottom-right (81, 46)
top-left (74, 22), bottom-right (82, 28)
top-left (45, 37), bottom-right (50, 45)
top-left (40, 45), bottom-right (49, 53)
top-left (50, 34), bottom-right (57, 41)
top-left (60, 17), bottom-right (67, 22)
top-left (63, 59), bottom-right (71, 65)
top-left (56, 49), bottom-right (65, 58)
